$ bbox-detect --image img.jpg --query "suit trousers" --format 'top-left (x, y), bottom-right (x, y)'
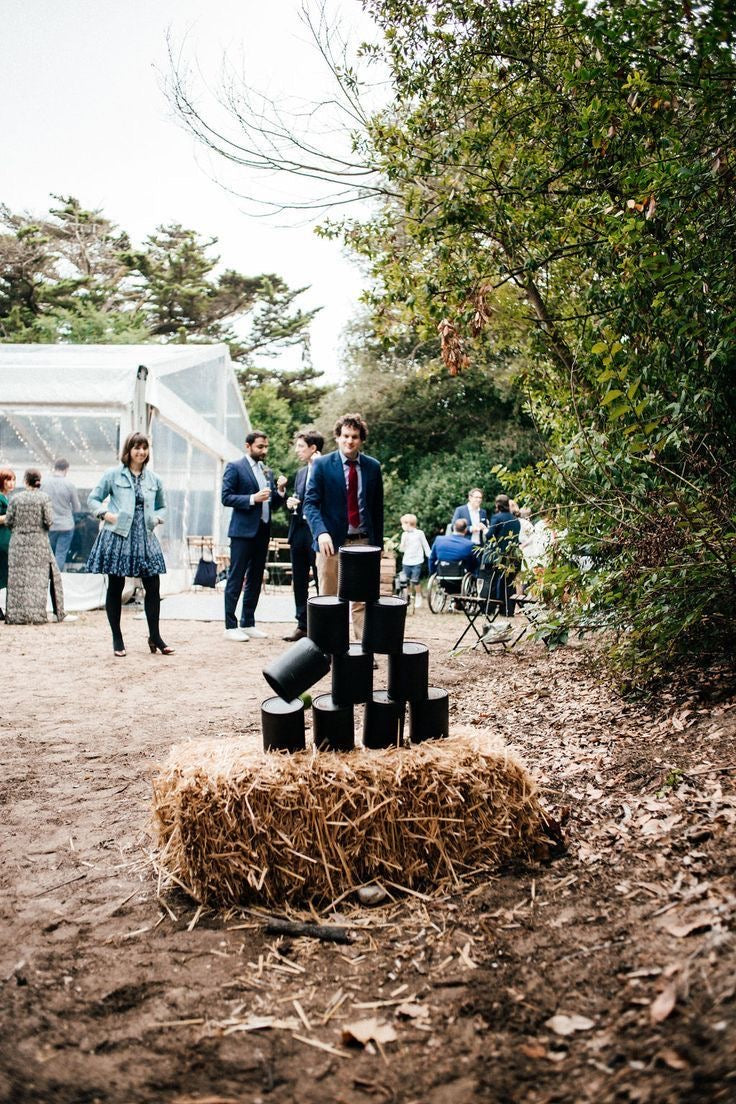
top-left (224, 523), bottom-right (270, 629)
top-left (316, 534), bottom-right (370, 639)
top-left (290, 533), bottom-right (317, 630)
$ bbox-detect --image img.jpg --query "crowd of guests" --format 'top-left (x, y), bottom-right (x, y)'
top-left (0, 434), bottom-right (170, 656)
top-left (0, 424), bottom-right (554, 654)
top-left (398, 487), bottom-right (556, 638)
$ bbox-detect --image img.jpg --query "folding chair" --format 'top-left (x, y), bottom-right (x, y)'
top-left (451, 569), bottom-right (526, 652)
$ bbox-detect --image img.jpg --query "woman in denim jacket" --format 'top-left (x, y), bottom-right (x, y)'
top-left (87, 432), bottom-right (173, 657)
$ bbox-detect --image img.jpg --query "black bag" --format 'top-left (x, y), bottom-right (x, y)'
top-left (193, 556), bottom-right (217, 588)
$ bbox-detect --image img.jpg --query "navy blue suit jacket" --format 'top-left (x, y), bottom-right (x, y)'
top-left (428, 533), bottom-right (477, 576)
top-left (286, 465), bottom-right (311, 548)
top-left (451, 503), bottom-right (489, 543)
top-left (222, 456), bottom-right (283, 539)
top-left (303, 450), bottom-right (384, 552)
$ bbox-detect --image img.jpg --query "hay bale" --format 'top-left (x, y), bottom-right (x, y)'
top-left (151, 730), bottom-right (551, 908)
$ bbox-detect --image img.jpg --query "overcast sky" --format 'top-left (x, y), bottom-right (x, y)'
top-left (1, 0), bottom-right (379, 379)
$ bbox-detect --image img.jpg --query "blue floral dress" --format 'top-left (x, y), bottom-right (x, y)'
top-left (86, 473), bottom-right (166, 577)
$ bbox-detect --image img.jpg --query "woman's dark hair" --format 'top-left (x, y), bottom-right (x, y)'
top-left (0, 467), bottom-right (15, 492)
top-left (120, 432), bottom-right (150, 467)
top-left (24, 469), bottom-right (42, 489)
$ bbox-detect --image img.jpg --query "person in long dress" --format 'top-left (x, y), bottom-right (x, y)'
top-left (0, 468), bottom-right (17, 620)
top-left (4, 468), bottom-right (66, 624)
top-left (86, 432), bottom-right (172, 658)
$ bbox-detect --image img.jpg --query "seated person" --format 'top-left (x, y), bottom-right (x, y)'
top-left (428, 518), bottom-right (478, 577)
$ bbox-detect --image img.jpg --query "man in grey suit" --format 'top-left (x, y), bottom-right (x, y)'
top-left (282, 428), bottom-right (324, 641)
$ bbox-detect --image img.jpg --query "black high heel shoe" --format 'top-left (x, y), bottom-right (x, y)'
top-left (148, 638), bottom-right (175, 655)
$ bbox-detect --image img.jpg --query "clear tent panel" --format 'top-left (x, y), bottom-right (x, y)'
top-left (0, 412), bottom-right (121, 470)
top-left (150, 418), bottom-right (190, 566)
top-left (225, 374), bottom-right (248, 448)
top-left (188, 445), bottom-right (219, 536)
top-left (160, 356), bottom-right (224, 435)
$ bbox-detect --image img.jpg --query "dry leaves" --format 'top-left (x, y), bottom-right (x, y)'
top-left (342, 1017), bottom-right (399, 1048)
top-left (545, 1013), bottom-right (595, 1036)
top-left (649, 982), bottom-right (678, 1024)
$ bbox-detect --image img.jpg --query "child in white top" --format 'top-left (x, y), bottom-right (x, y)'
top-left (399, 513), bottom-right (431, 605)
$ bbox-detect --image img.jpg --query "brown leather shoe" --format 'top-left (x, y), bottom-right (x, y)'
top-left (282, 627), bottom-right (307, 642)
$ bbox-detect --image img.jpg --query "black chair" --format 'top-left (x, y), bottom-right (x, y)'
top-left (426, 560), bottom-right (472, 613)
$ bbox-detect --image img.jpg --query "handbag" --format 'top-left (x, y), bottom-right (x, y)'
top-left (193, 556), bottom-right (217, 588)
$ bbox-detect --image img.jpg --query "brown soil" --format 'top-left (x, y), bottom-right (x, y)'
top-left (1, 603), bottom-right (734, 1104)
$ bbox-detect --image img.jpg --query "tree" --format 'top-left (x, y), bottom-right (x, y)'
top-left (168, 0), bottom-right (736, 685)
top-left (319, 315), bottom-right (540, 538)
top-left (351, 0), bottom-right (736, 686)
top-left (0, 197), bottom-right (319, 371)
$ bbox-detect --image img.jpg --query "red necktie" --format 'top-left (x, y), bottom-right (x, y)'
top-left (347, 459), bottom-right (360, 529)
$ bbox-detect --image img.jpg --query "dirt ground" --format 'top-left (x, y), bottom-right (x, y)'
top-left (1, 599), bottom-right (734, 1104)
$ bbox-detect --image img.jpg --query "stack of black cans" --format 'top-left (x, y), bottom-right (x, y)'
top-left (261, 544), bottom-right (449, 752)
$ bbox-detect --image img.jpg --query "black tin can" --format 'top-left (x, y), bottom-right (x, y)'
top-left (312, 693), bottom-right (355, 752)
top-left (362, 596), bottom-right (407, 655)
top-left (387, 641), bottom-right (429, 703)
top-left (262, 637), bottom-right (330, 702)
top-left (331, 643), bottom-right (374, 706)
top-left (338, 544), bottom-right (382, 603)
top-left (261, 696), bottom-right (306, 753)
top-left (409, 687), bottom-right (450, 743)
top-left (307, 595), bottom-right (350, 655)
top-left (363, 690), bottom-right (404, 749)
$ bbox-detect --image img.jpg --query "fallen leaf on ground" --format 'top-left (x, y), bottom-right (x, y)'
top-left (545, 1013), bottom-right (595, 1036)
top-left (342, 1017), bottom-right (398, 1047)
top-left (395, 1003), bottom-right (429, 1020)
top-left (650, 982), bottom-right (678, 1024)
top-left (519, 1041), bottom-right (547, 1059)
top-left (661, 915), bottom-right (713, 939)
top-left (656, 1047), bottom-right (689, 1070)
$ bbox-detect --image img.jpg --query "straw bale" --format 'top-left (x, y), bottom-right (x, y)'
top-left (151, 730), bottom-right (552, 908)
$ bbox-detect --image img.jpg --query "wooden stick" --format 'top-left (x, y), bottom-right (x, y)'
top-left (264, 917), bottom-right (352, 944)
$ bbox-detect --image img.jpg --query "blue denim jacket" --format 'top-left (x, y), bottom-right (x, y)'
top-left (88, 464), bottom-right (167, 539)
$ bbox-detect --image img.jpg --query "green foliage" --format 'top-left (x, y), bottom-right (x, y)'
top-left (346, 0), bottom-right (736, 688)
top-left (319, 314), bottom-right (540, 539)
top-left (0, 195), bottom-right (319, 370)
top-left (246, 383), bottom-right (295, 479)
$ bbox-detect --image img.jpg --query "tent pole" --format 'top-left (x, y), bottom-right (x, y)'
top-left (134, 365), bottom-right (148, 432)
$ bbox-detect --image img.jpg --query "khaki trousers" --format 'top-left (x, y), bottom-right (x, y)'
top-left (316, 535), bottom-right (370, 640)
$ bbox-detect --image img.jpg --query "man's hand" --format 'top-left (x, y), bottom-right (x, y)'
top-left (254, 488), bottom-right (271, 503)
top-left (318, 533), bottom-right (335, 556)
top-left (276, 475), bottom-right (288, 491)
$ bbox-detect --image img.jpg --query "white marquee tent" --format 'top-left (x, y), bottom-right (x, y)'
top-left (0, 344), bottom-right (250, 605)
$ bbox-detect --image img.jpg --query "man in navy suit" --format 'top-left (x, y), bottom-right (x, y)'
top-left (222, 430), bottom-right (286, 641)
top-left (303, 412), bottom-right (383, 639)
top-left (451, 488), bottom-right (488, 547)
top-left (282, 428), bottom-right (324, 642)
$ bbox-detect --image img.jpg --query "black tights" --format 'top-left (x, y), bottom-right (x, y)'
top-left (106, 574), bottom-right (164, 651)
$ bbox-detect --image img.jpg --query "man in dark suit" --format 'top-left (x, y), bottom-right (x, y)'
top-left (222, 430), bottom-right (286, 641)
top-left (303, 412), bottom-right (383, 639)
top-left (451, 488), bottom-right (489, 547)
top-left (482, 493), bottom-right (522, 635)
top-left (282, 428), bottom-right (324, 642)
